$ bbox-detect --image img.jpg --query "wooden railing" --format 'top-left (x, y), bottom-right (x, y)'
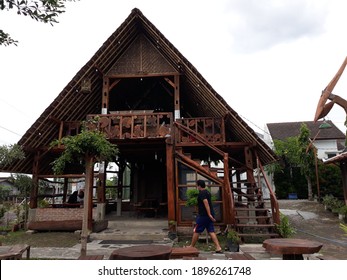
top-left (256, 154), bottom-right (280, 225)
top-left (174, 121), bottom-right (235, 224)
top-left (175, 117), bottom-right (225, 143)
top-left (86, 112), bottom-right (173, 140)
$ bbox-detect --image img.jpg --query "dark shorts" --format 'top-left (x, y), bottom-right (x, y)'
top-left (193, 215), bottom-right (215, 233)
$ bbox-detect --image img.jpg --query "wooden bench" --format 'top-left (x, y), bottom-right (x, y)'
top-left (225, 252), bottom-right (255, 260)
top-left (78, 255), bottom-right (104, 260)
top-left (263, 238), bottom-right (323, 260)
top-left (170, 247), bottom-right (200, 259)
top-left (0, 244), bottom-right (31, 260)
top-left (135, 199), bottom-right (159, 217)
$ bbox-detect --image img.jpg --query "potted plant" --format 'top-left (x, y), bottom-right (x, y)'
top-left (338, 205), bottom-right (347, 221)
top-left (226, 229), bottom-right (241, 252)
top-left (185, 189), bottom-right (199, 208)
top-left (185, 188), bottom-right (216, 213)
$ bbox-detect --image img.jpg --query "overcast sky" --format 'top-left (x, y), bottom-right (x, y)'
top-left (1, 0), bottom-right (347, 146)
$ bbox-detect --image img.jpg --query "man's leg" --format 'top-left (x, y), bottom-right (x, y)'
top-left (209, 232), bottom-right (222, 251)
top-left (189, 232), bottom-right (200, 247)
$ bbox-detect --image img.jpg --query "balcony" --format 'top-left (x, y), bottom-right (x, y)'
top-left (86, 111), bottom-right (173, 140)
top-left (175, 117), bottom-right (225, 144)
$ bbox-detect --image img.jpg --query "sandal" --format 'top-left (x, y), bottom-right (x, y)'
top-left (215, 250), bottom-right (224, 254)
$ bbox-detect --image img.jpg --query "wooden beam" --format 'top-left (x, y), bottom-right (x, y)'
top-left (102, 77), bottom-right (109, 112)
top-left (174, 75), bottom-right (180, 119)
top-left (166, 142), bottom-right (175, 222)
top-left (30, 152), bottom-right (40, 208)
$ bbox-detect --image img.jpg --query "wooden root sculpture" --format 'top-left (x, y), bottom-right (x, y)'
top-left (314, 56), bottom-right (347, 122)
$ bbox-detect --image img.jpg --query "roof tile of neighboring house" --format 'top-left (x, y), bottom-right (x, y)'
top-left (267, 120), bottom-right (345, 141)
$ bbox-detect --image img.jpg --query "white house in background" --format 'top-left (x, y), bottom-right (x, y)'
top-left (264, 120), bottom-right (346, 160)
top-left (260, 120), bottom-right (345, 199)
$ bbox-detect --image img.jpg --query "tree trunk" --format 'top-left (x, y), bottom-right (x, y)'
top-left (306, 175), bottom-right (313, 201)
top-left (80, 156), bottom-right (94, 257)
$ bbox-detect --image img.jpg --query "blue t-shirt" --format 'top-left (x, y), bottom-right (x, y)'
top-left (197, 189), bottom-right (214, 217)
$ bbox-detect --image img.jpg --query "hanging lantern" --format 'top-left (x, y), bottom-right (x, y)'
top-left (80, 78), bottom-right (91, 94)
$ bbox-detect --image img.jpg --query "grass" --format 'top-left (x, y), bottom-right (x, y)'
top-left (0, 230), bottom-right (80, 247)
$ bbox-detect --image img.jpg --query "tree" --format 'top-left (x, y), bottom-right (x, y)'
top-left (0, 0), bottom-right (77, 46)
top-left (0, 143), bottom-right (25, 167)
top-left (297, 123), bottom-right (316, 200)
top-left (10, 173), bottom-right (33, 227)
top-left (272, 124), bottom-right (317, 200)
top-left (51, 123), bottom-right (118, 257)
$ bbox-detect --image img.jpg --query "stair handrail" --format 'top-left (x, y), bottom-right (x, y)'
top-left (174, 121), bottom-right (247, 168)
top-left (174, 121), bottom-right (236, 224)
top-left (256, 154), bottom-right (280, 225)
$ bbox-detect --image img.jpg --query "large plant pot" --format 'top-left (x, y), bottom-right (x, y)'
top-left (227, 240), bottom-right (240, 252)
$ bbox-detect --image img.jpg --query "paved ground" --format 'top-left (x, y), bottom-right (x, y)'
top-left (278, 199), bottom-right (347, 260)
top-left (26, 199), bottom-right (347, 260)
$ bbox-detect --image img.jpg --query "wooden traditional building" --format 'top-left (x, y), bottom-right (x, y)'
top-left (1, 9), bottom-right (280, 239)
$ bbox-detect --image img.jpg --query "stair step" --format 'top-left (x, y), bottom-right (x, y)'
top-left (235, 207), bottom-right (270, 212)
top-left (236, 224), bottom-right (275, 228)
top-left (235, 216), bottom-right (270, 219)
top-left (238, 233), bottom-right (280, 237)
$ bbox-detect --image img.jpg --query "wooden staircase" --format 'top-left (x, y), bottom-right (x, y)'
top-left (173, 119), bottom-right (281, 242)
top-left (231, 178), bottom-right (280, 241)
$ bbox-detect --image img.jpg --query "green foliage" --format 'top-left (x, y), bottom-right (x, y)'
top-left (185, 189), bottom-right (199, 207)
top-left (0, 206), bottom-right (6, 219)
top-left (0, 184), bottom-right (12, 201)
top-left (322, 194), bottom-right (335, 209)
top-left (272, 123), bottom-right (341, 200)
top-left (226, 229), bottom-right (241, 244)
top-left (10, 173), bottom-right (33, 194)
top-left (318, 163), bottom-right (343, 198)
top-left (275, 213), bottom-right (296, 238)
top-left (184, 187), bottom-right (216, 207)
top-left (51, 125), bottom-right (118, 175)
top-left (38, 199), bottom-right (50, 208)
top-left (0, 144), bottom-right (25, 167)
top-left (338, 205), bottom-right (347, 215)
top-left (322, 194), bottom-right (344, 212)
top-left (340, 223), bottom-right (347, 235)
top-left (0, 0), bottom-right (78, 46)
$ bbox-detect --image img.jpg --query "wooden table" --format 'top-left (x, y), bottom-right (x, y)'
top-left (0, 245), bottom-right (31, 260)
top-left (109, 245), bottom-right (172, 260)
top-left (263, 238), bottom-right (323, 260)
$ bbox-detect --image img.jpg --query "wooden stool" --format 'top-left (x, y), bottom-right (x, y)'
top-left (78, 255), bottom-right (104, 260)
top-left (170, 247), bottom-right (199, 259)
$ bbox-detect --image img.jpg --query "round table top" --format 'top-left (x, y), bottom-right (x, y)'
top-left (109, 245), bottom-right (172, 260)
top-left (263, 238), bottom-right (323, 255)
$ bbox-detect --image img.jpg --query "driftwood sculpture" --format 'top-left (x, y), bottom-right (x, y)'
top-left (314, 56), bottom-right (347, 123)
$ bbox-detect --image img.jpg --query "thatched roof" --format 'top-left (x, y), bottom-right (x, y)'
top-left (1, 8), bottom-right (277, 175)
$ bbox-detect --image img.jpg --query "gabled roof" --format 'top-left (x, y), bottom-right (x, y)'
top-left (267, 120), bottom-right (345, 141)
top-left (1, 8), bottom-right (277, 174)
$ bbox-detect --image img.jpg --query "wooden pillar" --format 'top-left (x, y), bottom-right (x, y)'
top-left (174, 75), bottom-right (180, 120)
top-left (97, 162), bottom-right (106, 203)
top-left (81, 156), bottom-right (94, 257)
top-left (166, 141), bottom-right (175, 221)
top-left (244, 147), bottom-right (256, 185)
top-left (30, 152), bottom-right (40, 208)
top-left (63, 178), bottom-right (69, 203)
top-left (223, 153), bottom-right (234, 225)
top-left (102, 77), bottom-right (109, 114)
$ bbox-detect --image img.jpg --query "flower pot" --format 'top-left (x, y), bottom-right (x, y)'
top-left (227, 240), bottom-right (240, 252)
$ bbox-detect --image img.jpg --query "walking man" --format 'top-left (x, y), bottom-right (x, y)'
top-left (188, 179), bottom-right (223, 253)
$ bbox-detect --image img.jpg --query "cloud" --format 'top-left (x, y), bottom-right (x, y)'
top-left (225, 0), bottom-right (329, 53)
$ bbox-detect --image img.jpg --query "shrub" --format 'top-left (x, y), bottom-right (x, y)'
top-left (275, 213), bottom-right (296, 238)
